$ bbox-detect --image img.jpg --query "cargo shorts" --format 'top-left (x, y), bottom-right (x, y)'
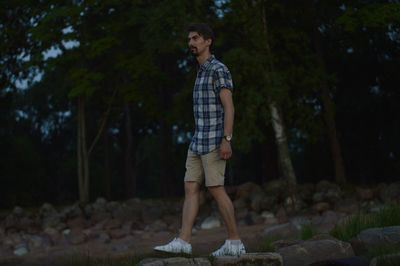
top-left (184, 148), bottom-right (226, 187)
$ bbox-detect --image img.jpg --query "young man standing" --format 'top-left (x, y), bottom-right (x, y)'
top-left (154, 23), bottom-right (245, 257)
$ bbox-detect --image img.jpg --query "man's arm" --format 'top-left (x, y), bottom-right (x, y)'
top-left (219, 88), bottom-right (234, 160)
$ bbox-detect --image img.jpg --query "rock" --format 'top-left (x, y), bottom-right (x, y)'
top-left (26, 234), bottom-right (51, 250)
top-left (42, 215), bottom-right (62, 230)
top-left (103, 218), bottom-right (122, 230)
top-left (277, 239), bottom-right (354, 266)
top-left (313, 181), bottom-right (342, 203)
top-left (263, 223), bottom-right (300, 240)
top-left (352, 226), bottom-right (400, 255)
top-left (106, 201), bottom-right (121, 212)
top-left (271, 239), bottom-right (301, 250)
top-left (137, 258), bottom-right (164, 266)
top-left (312, 202), bottom-right (331, 213)
top-left (312, 211), bottom-right (346, 233)
top-left (93, 197), bottom-right (108, 211)
top-left (246, 211), bottom-right (265, 225)
top-left (236, 182), bottom-right (264, 199)
top-left (145, 219), bottom-right (169, 232)
top-left (40, 203), bottom-right (57, 217)
top-left (4, 214), bottom-right (19, 231)
top-left (13, 206), bottom-right (25, 217)
top-left (297, 183), bottom-right (316, 202)
top-left (109, 228), bottom-right (129, 239)
top-left (233, 197), bottom-right (248, 209)
top-left (335, 199), bottom-right (359, 214)
top-left (2, 233), bottom-right (23, 248)
top-left (200, 216), bottom-right (221, 230)
top-left (261, 211), bottom-right (278, 225)
top-left (263, 179), bottom-right (288, 198)
top-left (308, 256), bottom-right (369, 266)
top-left (356, 187), bottom-right (375, 201)
top-left (97, 232), bottom-right (111, 243)
top-left (90, 211), bottom-right (112, 225)
top-left (43, 227), bottom-right (61, 243)
top-left (142, 207), bottom-right (163, 224)
top-left (60, 203), bottom-right (83, 219)
top-left (249, 192), bottom-right (266, 212)
top-left (289, 216), bottom-right (310, 230)
top-left (67, 216), bottom-right (89, 229)
top-left (213, 253), bottom-right (282, 266)
top-left (275, 207), bottom-right (288, 224)
top-left (379, 182), bottom-right (400, 203)
top-left (65, 229), bottom-right (86, 245)
top-left (13, 242), bottom-right (29, 256)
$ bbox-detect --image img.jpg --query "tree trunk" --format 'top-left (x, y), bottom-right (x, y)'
top-left (103, 122), bottom-right (111, 199)
top-left (124, 103), bottom-right (136, 198)
top-left (77, 96), bottom-right (90, 204)
top-left (269, 102), bottom-right (297, 186)
top-left (313, 25), bottom-right (347, 185)
top-left (261, 5), bottom-right (298, 187)
top-left (159, 119), bottom-right (175, 196)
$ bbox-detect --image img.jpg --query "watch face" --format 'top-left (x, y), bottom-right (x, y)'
top-left (225, 135), bottom-right (232, 141)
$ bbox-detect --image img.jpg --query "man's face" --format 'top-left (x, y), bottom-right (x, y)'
top-left (188, 31), bottom-right (211, 56)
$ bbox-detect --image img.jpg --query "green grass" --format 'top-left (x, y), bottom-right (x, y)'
top-left (257, 236), bottom-right (283, 252)
top-left (373, 254), bottom-right (400, 266)
top-left (300, 224), bottom-right (317, 240)
top-left (330, 205), bottom-right (400, 242)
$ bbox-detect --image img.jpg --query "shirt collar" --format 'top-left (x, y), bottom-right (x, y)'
top-left (199, 55), bottom-right (215, 71)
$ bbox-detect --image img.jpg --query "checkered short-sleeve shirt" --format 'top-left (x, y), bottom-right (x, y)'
top-left (189, 55), bottom-right (233, 155)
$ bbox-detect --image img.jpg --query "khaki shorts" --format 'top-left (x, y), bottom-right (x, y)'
top-left (184, 149), bottom-right (226, 187)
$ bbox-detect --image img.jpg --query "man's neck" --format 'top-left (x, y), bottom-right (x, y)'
top-left (197, 51), bottom-right (212, 65)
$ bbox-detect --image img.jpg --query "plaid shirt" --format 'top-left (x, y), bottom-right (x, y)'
top-left (189, 55), bottom-right (233, 155)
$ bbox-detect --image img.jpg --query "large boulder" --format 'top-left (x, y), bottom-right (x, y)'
top-left (201, 216), bottom-right (221, 230)
top-left (351, 226), bottom-right (400, 255)
top-left (313, 180), bottom-right (343, 204)
top-left (277, 239), bottom-right (354, 266)
top-left (263, 223), bottom-right (301, 240)
top-left (236, 182), bottom-right (264, 199)
top-left (213, 253), bottom-right (282, 266)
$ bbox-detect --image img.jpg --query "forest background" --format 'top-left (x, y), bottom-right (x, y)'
top-left (1, 0), bottom-right (399, 208)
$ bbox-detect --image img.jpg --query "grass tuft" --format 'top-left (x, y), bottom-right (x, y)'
top-left (300, 224), bottom-right (317, 240)
top-left (330, 205), bottom-right (400, 242)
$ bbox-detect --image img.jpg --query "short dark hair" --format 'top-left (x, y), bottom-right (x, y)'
top-left (187, 23), bottom-right (215, 47)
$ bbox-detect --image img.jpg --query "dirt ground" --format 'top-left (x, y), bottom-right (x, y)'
top-left (0, 223), bottom-right (268, 266)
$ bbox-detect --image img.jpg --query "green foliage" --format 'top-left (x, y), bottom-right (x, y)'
top-left (330, 205), bottom-right (400, 242)
top-left (337, 3), bottom-right (400, 32)
top-left (300, 224), bottom-right (317, 240)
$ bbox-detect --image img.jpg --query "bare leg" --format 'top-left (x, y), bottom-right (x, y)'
top-left (179, 181), bottom-right (200, 243)
top-left (208, 185), bottom-right (240, 240)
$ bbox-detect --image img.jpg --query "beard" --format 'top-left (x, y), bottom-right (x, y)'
top-left (189, 46), bottom-right (198, 56)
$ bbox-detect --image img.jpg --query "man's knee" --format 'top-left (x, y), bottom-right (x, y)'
top-left (207, 185), bottom-right (225, 198)
top-left (184, 181), bottom-right (200, 196)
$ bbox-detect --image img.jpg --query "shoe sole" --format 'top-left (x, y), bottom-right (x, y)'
top-left (153, 248), bottom-right (192, 255)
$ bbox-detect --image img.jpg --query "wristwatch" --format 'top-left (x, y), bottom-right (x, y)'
top-left (224, 134), bottom-right (232, 142)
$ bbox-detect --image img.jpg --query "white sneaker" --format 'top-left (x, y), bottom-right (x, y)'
top-left (153, 238), bottom-right (192, 254)
top-left (211, 239), bottom-right (246, 257)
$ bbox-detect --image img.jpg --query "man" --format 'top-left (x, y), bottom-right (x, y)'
top-left (154, 23), bottom-right (246, 257)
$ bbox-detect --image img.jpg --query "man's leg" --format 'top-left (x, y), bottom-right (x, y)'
top-left (208, 185), bottom-right (240, 240)
top-left (179, 181), bottom-right (200, 243)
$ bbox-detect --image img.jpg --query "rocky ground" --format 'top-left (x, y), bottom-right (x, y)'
top-left (1, 180), bottom-right (399, 265)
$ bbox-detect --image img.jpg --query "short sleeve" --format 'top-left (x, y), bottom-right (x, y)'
top-left (213, 67), bottom-right (233, 94)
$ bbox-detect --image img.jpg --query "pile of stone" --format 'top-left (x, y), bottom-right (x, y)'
top-left (0, 180), bottom-right (399, 265)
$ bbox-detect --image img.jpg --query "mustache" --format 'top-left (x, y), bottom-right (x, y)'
top-left (187, 46), bottom-right (197, 54)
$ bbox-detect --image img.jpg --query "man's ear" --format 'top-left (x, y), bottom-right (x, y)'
top-left (206, 38), bottom-right (212, 47)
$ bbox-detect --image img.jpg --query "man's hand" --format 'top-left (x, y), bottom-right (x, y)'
top-left (220, 139), bottom-right (232, 160)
